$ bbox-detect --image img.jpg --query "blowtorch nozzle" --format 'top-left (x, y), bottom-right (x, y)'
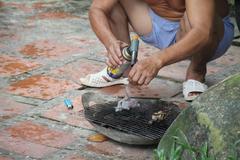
top-left (131, 51), bottom-right (137, 66)
top-left (129, 35), bottom-right (139, 66)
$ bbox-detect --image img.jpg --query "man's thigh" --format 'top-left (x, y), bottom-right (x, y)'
top-left (120, 0), bottom-right (152, 36)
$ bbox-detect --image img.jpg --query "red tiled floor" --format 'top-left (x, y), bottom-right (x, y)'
top-left (65, 36), bottom-right (100, 48)
top-left (5, 121), bottom-right (76, 147)
top-left (65, 155), bottom-right (87, 160)
top-left (30, 11), bottom-right (79, 20)
top-left (138, 45), bottom-right (159, 60)
top-left (0, 121), bottom-right (76, 158)
top-left (207, 65), bottom-right (224, 75)
top-left (0, 44), bottom-right (4, 49)
top-left (32, 1), bottom-right (55, 10)
top-left (99, 78), bottom-right (181, 98)
top-left (0, 134), bottom-right (57, 159)
top-left (0, 2), bottom-right (4, 7)
top-left (7, 75), bottom-right (79, 100)
top-left (50, 59), bottom-right (105, 83)
top-left (86, 141), bottom-right (153, 160)
top-left (20, 40), bottom-right (86, 59)
top-left (0, 97), bottom-right (32, 121)
top-left (158, 61), bottom-right (227, 82)
top-left (1, 2), bottom-right (32, 13)
top-left (0, 156), bottom-right (13, 160)
top-left (158, 60), bottom-right (189, 82)
top-left (0, 32), bottom-right (13, 38)
top-left (32, 2), bottom-right (46, 9)
top-left (42, 96), bottom-right (93, 129)
top-left (98, 85), bottom-right (125, 97)
top-left (0, 30), bottom-right (20, 41)
top-left (0, 55), bottom-right (40, 77)
top-left (212, 46), bottom-right (240, 66)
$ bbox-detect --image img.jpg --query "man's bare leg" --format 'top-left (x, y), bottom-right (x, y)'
top-left (108, 3), bottom-right (130, 45)
top-left (108, 0), bottom-right (152, 43)
top-left (177, 13), bottom-right (224, 96)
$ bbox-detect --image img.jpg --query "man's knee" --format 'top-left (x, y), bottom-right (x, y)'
top-left (109, 3), bottom-right (128, 24)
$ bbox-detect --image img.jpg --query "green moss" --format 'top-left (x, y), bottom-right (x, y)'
top-left (197, 112), bottom-right (225, 154)
top-left (225, 74), bottom-right (240, 87)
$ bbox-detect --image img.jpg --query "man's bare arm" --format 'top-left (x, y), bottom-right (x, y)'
top-left (129, 0), bottom-right (219, 85)
top-left (158, 0), bottom-right (217, 66)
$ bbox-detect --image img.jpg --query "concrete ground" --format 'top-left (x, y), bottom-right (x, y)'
top-left (0, 0), bottom-right (239, 160)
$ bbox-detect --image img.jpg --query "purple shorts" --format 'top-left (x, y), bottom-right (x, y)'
top-left (140, 9), bottom-right (235, 60)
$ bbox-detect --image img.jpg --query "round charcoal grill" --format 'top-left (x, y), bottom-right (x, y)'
top-left (82, 92), bottom-right (181, 145)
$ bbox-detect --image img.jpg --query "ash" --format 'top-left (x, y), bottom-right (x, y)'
top-left (115, 98), bottom-right (140, 112)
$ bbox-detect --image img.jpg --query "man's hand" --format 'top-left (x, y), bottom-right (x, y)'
top-left (128, 54), bottom-right (163, 85)
top-left (106, 40), bottom-right (129, 68)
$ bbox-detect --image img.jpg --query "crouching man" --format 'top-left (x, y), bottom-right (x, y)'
top-left (80, 0), bottom-right (234, 101)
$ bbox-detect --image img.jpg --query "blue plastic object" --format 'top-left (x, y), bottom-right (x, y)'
top-left (64, 99), bottom-right (73, 109)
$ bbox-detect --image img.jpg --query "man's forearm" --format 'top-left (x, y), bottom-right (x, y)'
top-left (89, 8), bottom-right (117, 49)
top-left (157, 28), bottom-right (212, 67)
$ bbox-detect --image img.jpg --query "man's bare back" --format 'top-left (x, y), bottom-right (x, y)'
top-left (145, 0), bottom-right (229, 20)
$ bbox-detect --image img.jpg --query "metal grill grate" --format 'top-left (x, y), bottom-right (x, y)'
top-left (84, 100), bottom-right (180, 141)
